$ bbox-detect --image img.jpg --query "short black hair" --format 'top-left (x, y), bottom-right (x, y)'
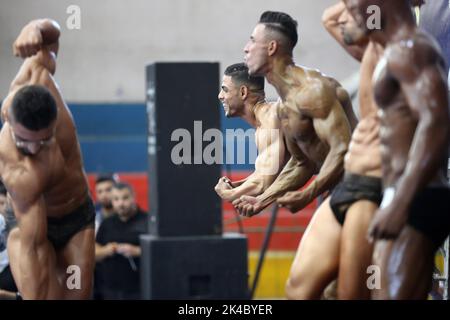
top-left (112, 182), bottom-right (134, 194)
top-left (10, 85), bottom-right (57, 131)
top-left (95, 173), bottom-right (117, 185)
top-left (259, 11), bottom-right (298, 49)
top-left (224, 63), bottom-right (264, 92)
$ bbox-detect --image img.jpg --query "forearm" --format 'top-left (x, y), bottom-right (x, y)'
top-left (0, 289), bottom-right (17, 300)
top-left (131, 245), bottom-right (142, 257)
top-left (257, 157), bottom-right (314, 208)
top-left (301, 148), bottom-right (346, 202)
top-left (219, 175), bottom-right (264, 201)
top-left (322, 2), bottom-right (365, 61)
top-left (95, 243), bottom-right (112, 262)
top-left (121, 244), bottom-right (142, 258)
top-left (230, 177), bottom-right (248, 188)
top-left (322, 1), bottom-right (345, 31)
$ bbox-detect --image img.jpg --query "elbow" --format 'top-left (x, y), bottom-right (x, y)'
top-left (41, 19), bottom-right (61, 33)
top-left (322, 19), bottom-right (334, 32)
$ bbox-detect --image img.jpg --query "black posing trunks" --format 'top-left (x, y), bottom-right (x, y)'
top-left (47, 197), bottom-right (95, 250)
top-left (330, 172), bottom-right (450, 248)
top-left (329, 173), bottom-right (383, 225)
top-left (407, 186), bottom-right (450, 248)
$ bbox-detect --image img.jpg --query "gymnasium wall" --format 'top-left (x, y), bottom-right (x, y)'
top-left (0, 0), bottom-right (359, 102)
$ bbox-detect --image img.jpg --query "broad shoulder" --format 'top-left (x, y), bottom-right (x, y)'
top-left (292, 67), bottom-right (339, 118)
top-left (0, 126), bottom-right (51, 199)
top-left (386, 31), bottom-right (445, 81)
top-left (255, 101), bottom-right (281, 129)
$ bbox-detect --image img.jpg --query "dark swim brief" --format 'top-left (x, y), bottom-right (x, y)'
top-left (329, 173), bottom-right (383, 225)
top-left (47, 197), bottom-right (95, 250)
top-left (406, 186), bottom-right (450, 248)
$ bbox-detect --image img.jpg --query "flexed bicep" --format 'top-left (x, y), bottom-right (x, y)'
top-left (302, 99), bottom-right (352, 197)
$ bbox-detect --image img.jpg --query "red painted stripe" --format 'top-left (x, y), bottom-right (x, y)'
top-left (88, 172), bottom-right (317, 251)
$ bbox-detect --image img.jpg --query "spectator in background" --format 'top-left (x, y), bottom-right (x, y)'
top-left (94, 174), bottom-right (117, 233)
top-left (95, 182), bottom-right (148, 299)
top-left (93, 173), bottom-right (118, 299)
top-left (0, 182), bottom-right (18, 300)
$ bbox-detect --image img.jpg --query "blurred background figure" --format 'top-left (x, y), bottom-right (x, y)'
top-left (94, 173), bottom-right (118, 233)
top-left (0, 182), bottom-right (18, 300)
top-left (95, 182), bottom-right (148, 299)
top-left (93, 173), bottom-right (118, 299)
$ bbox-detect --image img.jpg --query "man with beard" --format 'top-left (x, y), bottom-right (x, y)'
top-left (0, 19), bottom-right (95, 299)
top-left (94, 174), bottom-right (117, 233)
top-left (215, 63), bottom-right (288, 202)
top-left (321, 1), bottom-right (384, 299)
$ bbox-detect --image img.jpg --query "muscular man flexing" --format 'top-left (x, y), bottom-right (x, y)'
top-left (234, 11), bottom-right (357, 218)
top-left (235, 11), bottom-right (358, 299)
top-left (0, 19), bottom-right (95, 299)
top-left (215, 63), bottom-right (288, 202)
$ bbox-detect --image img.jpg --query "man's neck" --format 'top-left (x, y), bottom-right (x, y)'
top-left (119, 208), bottom-right (138, 222)
top-left (371, 7), bottom-right (417, 47)
top-left (241, 96), bottom-right (266, 128)
top-left (266, 54), bottom-right (301, 99)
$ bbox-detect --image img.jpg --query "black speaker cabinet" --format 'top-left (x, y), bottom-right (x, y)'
top-left (140, 233), bottom-right (249, 299)
top-left (146, 62), bottom-right (222, 237)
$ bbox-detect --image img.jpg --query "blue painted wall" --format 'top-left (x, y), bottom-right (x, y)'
top-left (69, 103), bottom-right (254, 173)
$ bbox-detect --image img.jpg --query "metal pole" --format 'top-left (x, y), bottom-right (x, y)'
top-left (250, 204), bottom-right (279, 299)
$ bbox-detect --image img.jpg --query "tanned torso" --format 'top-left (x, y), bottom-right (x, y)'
top-left (277, 66), bottom-right (356, 173)
top-left (373, 32), bottom-right (448, 188)
top-left (344, 41), bottom-right (384, 177)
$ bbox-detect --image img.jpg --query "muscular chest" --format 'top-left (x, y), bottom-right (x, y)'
top-left (373, 56), bottom-right (403, 110)
top-left (278, 102), bottom-right (315, 142)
